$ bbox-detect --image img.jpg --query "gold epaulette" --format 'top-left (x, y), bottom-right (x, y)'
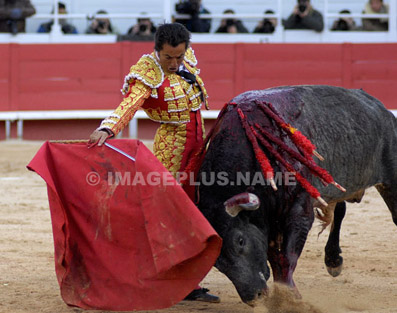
top-left (184, 47), bottom-right (198, 67)
top-left (121, 53), bottom-right (164, 95)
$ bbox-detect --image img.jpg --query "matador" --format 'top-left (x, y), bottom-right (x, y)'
top-left (90, 29), bottom-right (208, 178)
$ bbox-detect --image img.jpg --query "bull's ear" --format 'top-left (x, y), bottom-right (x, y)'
top-left (224, 192), bottom-right (260, 217)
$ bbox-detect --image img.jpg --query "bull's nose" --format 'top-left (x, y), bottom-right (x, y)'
top-left (257, 287), bottom-right (268, 299)
top-left (246, 288), bottom-right (268, 307)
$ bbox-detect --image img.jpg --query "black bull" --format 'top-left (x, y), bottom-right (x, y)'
top-left (195, 85), bottom-right (397, 304)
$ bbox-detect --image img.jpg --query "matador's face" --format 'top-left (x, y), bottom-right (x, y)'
top-left (157, 43), bottom-right (187, 74)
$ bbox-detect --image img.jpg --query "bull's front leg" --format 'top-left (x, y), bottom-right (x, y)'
top-left (267, 194), bottom-right (314, 298)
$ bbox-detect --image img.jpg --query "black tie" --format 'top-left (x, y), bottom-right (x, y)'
top-left (176, 70), bottom-right (197, 84)
top-left (176, 69), bottom-right (205, 103)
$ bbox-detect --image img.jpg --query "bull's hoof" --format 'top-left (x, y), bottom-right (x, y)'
top-left (326, 264), bottom-right (343, 277)
top-left (291, 286), bottom-right (302, 299)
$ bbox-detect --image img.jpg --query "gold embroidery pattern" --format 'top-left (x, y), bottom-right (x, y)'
top-left (100, 81), bottom-right (151, 135)
top-left (195, 75), bottom-right (209, 109)
top-left (164, 87), bottom-right (174, 101)
top-left (167, 100), bottom-right (177, 112)
top-left (184, 47), bottom-right (198, 67)
top-left (144, 108), bottom-right (191, 125)
top-left (153, 123), bottom-right (187, 176)
top-left (184, 61), bottom-right (199, 76)
top-left (121, 53), bottom-right (164, 95)
top-left (173, 84), bottom-right (185, 100)
top-left (201, 114), bottom-right (206, 138)
top-left (151, 88), bottom-right (158, 98)
top-left (168, 75), bottom-right (180, 87)
top-left (176, 98), bottom-right (189, 112)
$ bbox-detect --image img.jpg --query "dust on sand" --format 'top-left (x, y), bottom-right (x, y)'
top-left (1, 140), bottom-right (397, 313)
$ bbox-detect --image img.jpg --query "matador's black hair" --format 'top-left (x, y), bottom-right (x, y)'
top-left (154, 23), bottom-right (190, 52)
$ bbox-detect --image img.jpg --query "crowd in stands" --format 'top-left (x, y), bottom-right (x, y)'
top-left (0, 0), bottom-right (391, 36)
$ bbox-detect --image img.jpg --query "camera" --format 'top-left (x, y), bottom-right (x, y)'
top-left (139, 24), bottom-right (148, 33)
top-left (336, 19), bottom-right (348, 31)
top-left (298, 4), bottom-right (307, 13)
top-left (226, 19), bottom-right (235, 27)
top-left (262, 20), bottom-right (275, 33)
top-left (175, 0), bottom-right (201, 15)
top-left (97, 20), bottom-right (106, 29)
top-left (61, 24), bottom-right (74, 34)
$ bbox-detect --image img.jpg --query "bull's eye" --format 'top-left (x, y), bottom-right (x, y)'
top-left (238, 237), bottom-right (245, 247)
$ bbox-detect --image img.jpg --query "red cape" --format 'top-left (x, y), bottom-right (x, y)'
top-left (27, 139), bottom-right (221, 311)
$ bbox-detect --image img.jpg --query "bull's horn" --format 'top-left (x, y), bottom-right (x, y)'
top-left (224, 192), bottom-right (260, 217)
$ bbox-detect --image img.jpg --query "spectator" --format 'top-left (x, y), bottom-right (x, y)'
top-left (0, 0), bottom-right (36, 34)
top-left (283, 0), bottom-right (324, 32)
top-left (127, 15), bottom-right (156, 37)
top-left (215, 9), bottom-right (248, 33)
top-left (175, 0), bottom-right (211, 33)
top-left (331, 10), bottom-right (357, 31)
top-left (37, 1), bottom-right (77, 34)
top-left (362, 0), bottom-right (389, 31)
top-left (253, 10), bottom-right (277, 34)
top-left (86, 10), bottom-right (115, 34)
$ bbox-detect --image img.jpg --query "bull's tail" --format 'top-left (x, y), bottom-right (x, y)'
top-left (315, 205), bottom-right (335, 234)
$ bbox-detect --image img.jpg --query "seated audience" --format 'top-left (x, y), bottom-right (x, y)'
top-left (253, 10), bottom-right (277, 34)
top-left (175, 0), bottom-right (211, 33)
top-left (86, 10), bottom-right (115, 34)
top-left (331, 10), bottom-right (357, 31)
top-left (37, 2), bottom-right (77, 34)
top-left (0, 0), bottom-right (36, 34)
top-left (215, 9), bottom-right (248, 33)
top-left (283, 0), bottom-right (324, 32)
top-left (362, 0), bottom-right (389, 31)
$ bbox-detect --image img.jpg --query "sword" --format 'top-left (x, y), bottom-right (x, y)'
top-left (104, 142), bottom-right (136, 162)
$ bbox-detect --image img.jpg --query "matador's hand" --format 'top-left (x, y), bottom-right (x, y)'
top-left (88, 129), bottom-right (111, 147)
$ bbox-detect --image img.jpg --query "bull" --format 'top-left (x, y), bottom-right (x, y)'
top-left (193, 85), bottom-right (397, 305)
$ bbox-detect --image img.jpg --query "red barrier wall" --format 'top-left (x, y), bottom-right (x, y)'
top-left (0, 42), bottom-right (396, 140)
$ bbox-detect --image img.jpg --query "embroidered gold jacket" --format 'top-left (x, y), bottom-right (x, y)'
top-left (98, 47), bottom-right (209, 136)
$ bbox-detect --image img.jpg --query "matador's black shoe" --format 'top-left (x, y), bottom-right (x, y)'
top-left (183, 288), bottom-right (220, 303)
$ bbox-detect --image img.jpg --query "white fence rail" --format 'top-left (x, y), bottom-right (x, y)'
top-left (1, 110), bottom-right (396, 140)
top-left (0, 110), bottom-right (221, 140)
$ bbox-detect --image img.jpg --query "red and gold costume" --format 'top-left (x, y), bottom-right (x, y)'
top-left (99, 47), bottom-right (209, 176)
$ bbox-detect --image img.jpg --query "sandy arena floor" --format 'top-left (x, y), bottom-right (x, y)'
top-left (0, 140), bottom-right (396, 313)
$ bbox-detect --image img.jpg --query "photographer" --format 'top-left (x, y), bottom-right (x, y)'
top-left (86, 10), bottom-right (115, 34)
top-left (283, 0), bottom-right (324, 32)
top-left (215, 9), bottom-right (248, 34)
top-left (37, 2), bottom-right (77, 34)
top-left (175, 0), bottom-right (211, 33)
top-left (0, 0), bottom-right (35, 35)
top-left (127, 16), bottom-right (156, 37)
top-left (331, 10), bottom-right (357, 31)
top-left (253, 10), bottom-right (277, 34)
